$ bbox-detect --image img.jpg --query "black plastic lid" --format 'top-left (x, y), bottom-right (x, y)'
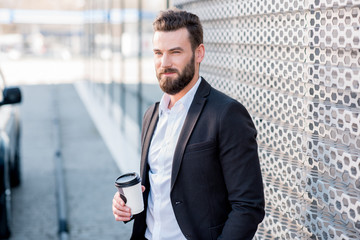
top-left (115, 172), bottom-right (141, 188)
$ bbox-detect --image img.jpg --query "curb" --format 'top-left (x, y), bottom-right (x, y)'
top-left (52, 86), bottom-right (69, 240)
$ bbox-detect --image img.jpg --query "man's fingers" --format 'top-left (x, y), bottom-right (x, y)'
top-left (141, 185), bottom-right (145, 192)
top-left (114, 215), bottom-right (131, 222)
top-left (113, 205), bottom-right (131, 221)
top-left (112, 191), bottom-right (132, 222)
top-left (114, 192), bottom-right (126, 206)
top-left (113, 198), bottom-right (131, 212)
top-left (112, 205), bottom-right (131, 217)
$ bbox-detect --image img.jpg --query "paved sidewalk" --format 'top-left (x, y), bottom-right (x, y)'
top-left (10, 85), bottom-right (58, 240)
top-left (10, 84), bottom-right (132, 240)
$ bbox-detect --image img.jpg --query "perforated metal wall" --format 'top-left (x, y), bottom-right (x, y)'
top-left (174, 0), bottom-right (360, 239)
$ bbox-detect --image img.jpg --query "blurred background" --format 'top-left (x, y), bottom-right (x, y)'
top-left (0, 0), bottom-right (170, 240)
top-left (0, 0), bottom-right (85, 84)
top-left (0, 0), bottom-right (359, 240)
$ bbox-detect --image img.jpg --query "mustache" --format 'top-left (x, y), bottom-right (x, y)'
top-left (158, 68), bottom-right (179, 74)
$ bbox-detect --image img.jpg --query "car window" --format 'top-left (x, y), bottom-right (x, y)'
top-left (0, 70), bottom-right (4, 102)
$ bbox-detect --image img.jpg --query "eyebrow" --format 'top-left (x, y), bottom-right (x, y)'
top-left (153, 47), bottom-right (185, 52)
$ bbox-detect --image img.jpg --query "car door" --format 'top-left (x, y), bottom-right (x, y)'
top-left (0, 70), bottom-right (19, 185)
top-left (0, 69), bottom-right (12, 238)
top-left (0, 70), bottom-right (12, 128)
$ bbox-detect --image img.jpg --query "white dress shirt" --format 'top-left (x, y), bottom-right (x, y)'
top-left (145, 78), bottom-right (202, 240)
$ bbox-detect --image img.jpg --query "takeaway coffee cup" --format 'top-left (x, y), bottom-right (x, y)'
top-left (115, 172), bottom-right (144, 215)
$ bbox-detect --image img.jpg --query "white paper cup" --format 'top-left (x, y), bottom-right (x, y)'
top-left (115, 172), bottom-right (144, 215)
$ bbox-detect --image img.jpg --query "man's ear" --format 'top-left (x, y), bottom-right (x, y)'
top-left (195, 44), bottom-right (205, 63)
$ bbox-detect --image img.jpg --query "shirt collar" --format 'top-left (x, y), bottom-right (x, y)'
top-left (159, 76), bottom-right (202, 117)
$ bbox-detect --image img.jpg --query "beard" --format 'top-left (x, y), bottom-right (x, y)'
top-left (156, 54), bottom-right (195, 95)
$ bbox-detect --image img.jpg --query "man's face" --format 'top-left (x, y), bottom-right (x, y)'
top-left (153, 28), bottom-right (196, 95)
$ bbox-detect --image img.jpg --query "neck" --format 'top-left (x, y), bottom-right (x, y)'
top-left (168, 73), bottom-right (199, 109)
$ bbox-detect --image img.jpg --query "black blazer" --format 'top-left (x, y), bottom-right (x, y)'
top-left (131, 79), bottom-right (265, 240)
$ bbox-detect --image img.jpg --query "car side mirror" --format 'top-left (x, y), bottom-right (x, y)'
top-left (0, 87), bottom-right (22, 106)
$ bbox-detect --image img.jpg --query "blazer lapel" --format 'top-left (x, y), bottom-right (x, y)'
top-left (140, 103), bottom-right (159, 178)
top-left (171, 78), bottom-right (211, 190)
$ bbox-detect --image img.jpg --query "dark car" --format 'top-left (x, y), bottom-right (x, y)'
top-left (0, 69), bottom-right (22, 239)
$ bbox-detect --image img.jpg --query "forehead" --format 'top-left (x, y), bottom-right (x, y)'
top-left (153, 28), bottom-right (191, 50)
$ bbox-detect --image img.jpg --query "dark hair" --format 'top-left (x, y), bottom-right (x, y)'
top-left (153, 9), bottom-right (203, 51)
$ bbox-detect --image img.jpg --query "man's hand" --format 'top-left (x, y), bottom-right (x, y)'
top-left (112, 186), bottom-right (145, 222)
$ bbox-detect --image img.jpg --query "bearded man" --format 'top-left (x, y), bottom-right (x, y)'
top-left (112, 9), bottom-right (265, 240)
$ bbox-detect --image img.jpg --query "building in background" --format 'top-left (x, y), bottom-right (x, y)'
top-left (82, 0), bottom-right (169, 155)
top-left (0, 0), bottom-right (84, 59)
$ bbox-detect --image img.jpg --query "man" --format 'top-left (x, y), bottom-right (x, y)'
top-left (112, 9), bottom-right (265, 240)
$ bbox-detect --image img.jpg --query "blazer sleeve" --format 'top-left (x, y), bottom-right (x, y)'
top-left (217, 100), bottom-right (265, 240)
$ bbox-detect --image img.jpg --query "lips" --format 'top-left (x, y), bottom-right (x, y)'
top-left (163, 72), bottom-right (175, 75)
top-left (159, 68), bottom-right (178, 75)
top-left (160, 71), bottom-right (178, 78)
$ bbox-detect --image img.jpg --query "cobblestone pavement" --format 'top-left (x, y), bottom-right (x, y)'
top-left (9, 84), bottom-right (132, 240)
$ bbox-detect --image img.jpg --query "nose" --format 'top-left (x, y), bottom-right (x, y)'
top-left (160, 53), bottom-right (172, 68)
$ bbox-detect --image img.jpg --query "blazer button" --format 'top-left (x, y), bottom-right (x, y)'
top-left (175, 201), bottom-right (182, 205)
